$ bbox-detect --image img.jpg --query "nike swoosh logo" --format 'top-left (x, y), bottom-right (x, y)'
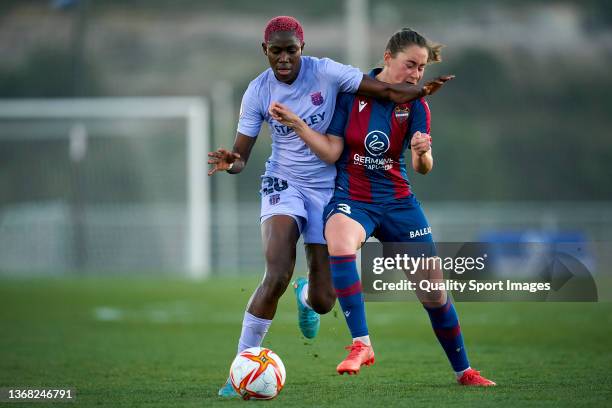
top-left (359, 101), bottom-right (367, 112)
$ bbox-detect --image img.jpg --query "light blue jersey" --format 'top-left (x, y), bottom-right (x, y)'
top-left (237, 56), bottom-right (362, 188)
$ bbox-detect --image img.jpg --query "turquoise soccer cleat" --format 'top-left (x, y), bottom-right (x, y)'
top-left (293, 277), bottom-right (320, 339)
top-left (218, 377), bottom-right (238, 398)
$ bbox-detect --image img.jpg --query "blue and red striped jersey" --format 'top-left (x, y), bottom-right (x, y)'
top-left (326, 68), bottom-right (431, 203)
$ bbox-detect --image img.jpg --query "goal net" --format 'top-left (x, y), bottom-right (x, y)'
top-left (0, 98), bottom-right (210, 277)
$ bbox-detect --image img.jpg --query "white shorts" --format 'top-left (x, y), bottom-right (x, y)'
top-left (259, 174), bottom-right (333, 244)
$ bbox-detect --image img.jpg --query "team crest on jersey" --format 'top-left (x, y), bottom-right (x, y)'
top-left (364, 130), bottom-right (390, 157)
top-left (269, 194), bottom-right (280, 205)
top-left (310, 91), bottom-right (324, 106)
top-left (394, 105), bottom-right (411, 123)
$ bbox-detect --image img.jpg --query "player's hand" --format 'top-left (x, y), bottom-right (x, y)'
top-left (421, 75), bottom-right (455, 96)
top-left (269, 102), bottom-right (304, 131)
top-left (411, 131), bottom-right (431, 156)
top-left (207, 148), bottom-right (241, 176)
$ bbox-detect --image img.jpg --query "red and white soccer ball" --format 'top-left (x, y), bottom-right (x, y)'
top-left (229, 347), bottom-right (286, 400)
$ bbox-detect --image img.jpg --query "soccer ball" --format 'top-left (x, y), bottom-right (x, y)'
top-left (229, 347), bottom-right (286, 400)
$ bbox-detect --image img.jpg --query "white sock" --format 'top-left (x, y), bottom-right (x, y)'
top-left (353, 335), bottom-right (371, 346)
top-left (237, 311), bottom-right (272, 354)
top-left (299, 282), bottom-right (313, 310)
top-left (455, 367), bottom-right (471, 378)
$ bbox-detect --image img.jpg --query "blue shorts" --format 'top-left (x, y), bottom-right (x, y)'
top-left (260, 174), bottom-right (333, 244)
top-left (323, 195), bottom-right (436, 254)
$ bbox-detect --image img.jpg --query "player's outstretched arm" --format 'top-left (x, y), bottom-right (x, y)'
top-left (269, 102), bottom-right (344, 164)
top-left (410, 131), bottom-right (433, 174)
top-left (357, 74), bottom-right (455, 104)
top-left (207, 133), bottom-right (256, 176)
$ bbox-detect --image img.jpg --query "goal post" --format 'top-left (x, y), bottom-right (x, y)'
top-left (0, 97), bottom-right (210, 278)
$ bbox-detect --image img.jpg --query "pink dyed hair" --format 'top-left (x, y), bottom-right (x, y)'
top-left (264, 16), bottom-right (304, 44)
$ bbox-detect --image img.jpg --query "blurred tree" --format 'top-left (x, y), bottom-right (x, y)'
top-left (0, 48), bottom-right (102, 98)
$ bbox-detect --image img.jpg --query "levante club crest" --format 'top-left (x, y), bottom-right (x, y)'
top-left (394, 105), bottom-right (410, 123)
top-left (310, 91), bottom-right (324, 106)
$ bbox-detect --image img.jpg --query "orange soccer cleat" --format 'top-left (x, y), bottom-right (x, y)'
top-left (457, 368), bottom-right (496, 386)
top-left (336, 341), bottom-right (375, 375)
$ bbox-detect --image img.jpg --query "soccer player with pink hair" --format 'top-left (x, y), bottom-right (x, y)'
top-left (208, 17), bottom-right (453, 397)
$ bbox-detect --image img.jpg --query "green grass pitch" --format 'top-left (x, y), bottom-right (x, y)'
top-left (1, 276), bottom-right (611, 407)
